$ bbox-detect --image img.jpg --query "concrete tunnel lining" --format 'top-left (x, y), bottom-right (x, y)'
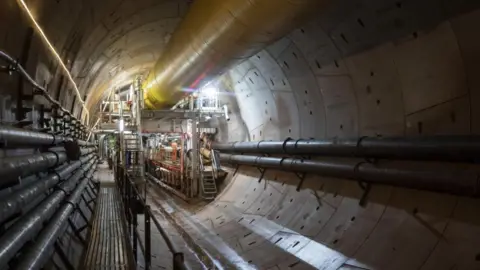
top-left (2, 0), bottom-right (480, 269)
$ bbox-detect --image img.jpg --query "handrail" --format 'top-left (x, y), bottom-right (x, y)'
top-left (0, 50), bottom-right (87, 129)
top-left (116, 165), bottom-right (186, 270)
top-left (210, 149), bottom-right (221, 179)
top-left (198, 149), bottom-right (205, 172)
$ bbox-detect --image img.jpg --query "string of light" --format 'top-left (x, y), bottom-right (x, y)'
top-left (17, 0), bottom-right (90, 125)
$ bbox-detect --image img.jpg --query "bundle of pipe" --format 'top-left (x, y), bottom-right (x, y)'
top-left (0, 153), bottom-right (95, 224)
top-left (0, 125), bottom-right (96, 148)
top-left (0, 125), bottom-right (67, 147)
top-left (13, 165), bottom-right (97, 270)
top-left (0, 158), bottom-right (97, 267)
top-left (0, 146), bottom-right (96, 189)
top-left (212, 136), bottom-right (480, 162)
top-left (78, 140), bottom-right (96, 147)
top-left (219, 154), bottom-right (480, 197)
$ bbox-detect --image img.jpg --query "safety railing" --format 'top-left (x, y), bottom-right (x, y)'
top-left (115, 165), bottom-right (186, 270)
top-left (211, 149), bottom-right (221, 179)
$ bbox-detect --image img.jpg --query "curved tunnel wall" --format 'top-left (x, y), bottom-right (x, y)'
top-left (189, 2), bottom-right (480, 269)
top-left (2, 0), bottom-right (480, 269)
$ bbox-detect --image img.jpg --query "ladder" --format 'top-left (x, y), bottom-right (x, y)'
top-left (123, 131), bottom-right (144, 179)
top-left (199, 155), bottom-right (217, 200)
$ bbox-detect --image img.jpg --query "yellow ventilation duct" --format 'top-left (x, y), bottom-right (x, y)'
top-left (143, 0), bottom-right (327, 109)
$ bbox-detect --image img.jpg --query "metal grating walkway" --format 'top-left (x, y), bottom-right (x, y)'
top-left (83, 186), bottom-right (132, 270)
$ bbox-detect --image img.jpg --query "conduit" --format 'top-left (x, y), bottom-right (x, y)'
top-left (0, 125), bottom-right (66, 147)
top-left (0, 151), bottom-right (68, 189)
top-left (0, 146), bottom-right (94, 189)
top-left (0, 159), bottom-right (97, 267)
top-left (219, 154), bottom-right (480, 197)
top-left (213, 136), bottom-right (480, 162)
top-left (14, 167), bottom-right (96, 270)
top-left (0, 154), bottom-right (95, 224)
top-left (78, 140), bottom-right (96, 147)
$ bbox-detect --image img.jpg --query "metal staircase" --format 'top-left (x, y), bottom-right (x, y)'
top-left (199, 153), bottom-right (218, 200)
top-left (123, 132), bottom-right (143, 178)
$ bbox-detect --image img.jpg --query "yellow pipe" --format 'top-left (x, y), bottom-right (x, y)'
top-left (143, 0), bottom-right (326, 109)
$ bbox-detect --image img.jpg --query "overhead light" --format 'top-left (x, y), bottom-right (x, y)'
top-left (17, 0), bottom-right (90, 125)
top-left (202, 87), bottom-right (217, 97)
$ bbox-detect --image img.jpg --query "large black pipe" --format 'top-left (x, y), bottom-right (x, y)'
top-left (0, 126), bottom-right (66, 147)
top-left (0, 151), bottom-right (67, 189)
top-left (220, 154), bottom-right (480, 197)
top-left (0, 160), bottom-right (97, 266)
top-left (0, 154), bottom-right (95, 225)
top-left (80, 147), bottom-right (96, 155)
top-left (13, 167), bottom-right (96, 270)
top-left (213, 136), bottom-right (480, 162)
top-left (78, 140), bottom-right (96, 147)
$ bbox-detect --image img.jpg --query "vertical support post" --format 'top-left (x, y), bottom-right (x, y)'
top-left (15, 27), bottom-right (34, 125)
top-left (38, 104), bottom-right (46, 131)
top-left (145, 205), bottom-right (151, 270)
top-left (109, 89), bottom-right (113, 124)
top-left (127, 175), bottom-right (132, 234)
top-left (191, 118), bottom-right (198, 197)
top-left (132, 205), bottom-right (138, 263)
top-left (51, 106), bottom-right (58, 134)
top-left (63, 113), bottom-right (70, 137)
top-left (71, 119), bottom-right (76, 139)
top-left (134, 77), bottom-right (146, 199)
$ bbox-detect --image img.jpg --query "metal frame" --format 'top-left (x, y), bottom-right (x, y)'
top-left (115, 165), bottom-right (186, 270)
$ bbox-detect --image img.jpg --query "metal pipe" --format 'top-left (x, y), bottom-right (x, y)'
top-left (0, 150), bottom-right (68, 188)
top-left (13, 165), bottom-right (97, 270)
top-left (219, 154), bottom-right (480, 197)
top-left (213, 136), bottom-right (480, 162)
top-left (78, 140), bottom-right (96, 147)
top-left (0, 160), bottom-right (96, 266)
top-left (80, 147), bottom-right (96, 155)
top-left (142, 0), bottom-right (326, 109)
top-left (0, 154), bottom-right (95, 224)
top-left (0, 125), bottom-right (67, 147)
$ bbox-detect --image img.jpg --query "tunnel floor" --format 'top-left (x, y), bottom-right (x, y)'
top-left (83, 165), bottom-right (133, 270)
